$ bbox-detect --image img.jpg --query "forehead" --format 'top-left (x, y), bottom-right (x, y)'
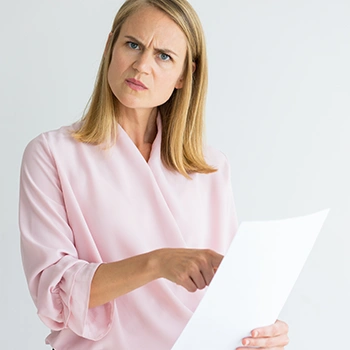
top-left (120, 6), bottom-right (188, 51)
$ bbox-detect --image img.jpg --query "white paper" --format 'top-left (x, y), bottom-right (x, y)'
top-left (172, 209), bottom-right (330, 350)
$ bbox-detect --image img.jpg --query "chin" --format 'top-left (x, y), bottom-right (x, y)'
top-left (114, 92), bottom-right (171, 111)
top-left (115, 98), bottom-right (151, 111)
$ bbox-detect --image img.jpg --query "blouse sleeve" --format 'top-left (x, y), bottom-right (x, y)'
top-left (19, 134), bottom-right (114, 340)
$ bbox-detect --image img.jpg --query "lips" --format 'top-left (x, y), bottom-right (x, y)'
top-left (125, 78), bottom-right (148, 91)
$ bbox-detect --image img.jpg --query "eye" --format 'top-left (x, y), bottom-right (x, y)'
top-left (159, 53), bottom-right (171, 61)
top-left (127, 41), bottom-right (139, 50)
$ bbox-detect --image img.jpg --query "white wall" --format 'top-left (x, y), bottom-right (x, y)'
top-left (1, 1), bottom-right (349, 349)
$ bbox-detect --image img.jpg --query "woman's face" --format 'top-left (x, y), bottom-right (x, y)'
top-left (107, 6), bottom-right (188, 114)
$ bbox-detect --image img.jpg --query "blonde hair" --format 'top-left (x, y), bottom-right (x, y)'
top-left (73, 0), bottom-right (216, 177)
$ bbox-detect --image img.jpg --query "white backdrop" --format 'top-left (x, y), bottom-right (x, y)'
top-left (1, 0), bottom-right (349, 349)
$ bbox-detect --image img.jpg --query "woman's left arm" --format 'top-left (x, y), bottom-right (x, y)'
top-left (236, 320), bottom-right (289, 349)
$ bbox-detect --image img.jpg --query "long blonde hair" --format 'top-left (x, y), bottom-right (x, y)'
top-left (73, 0), bottom-right (216, 177)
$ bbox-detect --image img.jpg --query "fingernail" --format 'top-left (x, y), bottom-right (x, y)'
top-left (252, 331), bottom-right (259, 337)
top-left (242, 339), bottom-right (250, 346)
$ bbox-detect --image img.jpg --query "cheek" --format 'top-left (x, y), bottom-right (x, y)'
top-left (153, 72), bottom-right (182, 103)
top-left (108, 51), bottom-right (128, 80)
top-left (107, 66), bottom-right (122, 100)
top-left (107, 57), bottom-right (125, 90)
top-left (154, 80), bottom-right (178, 105)
top-left (157, 68), bottom-right (183, 89)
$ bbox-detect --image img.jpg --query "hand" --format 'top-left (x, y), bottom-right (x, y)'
top-left (154, 248), bottom-right (223, 292)
top-left (236, 320), bottom-right (289, 349)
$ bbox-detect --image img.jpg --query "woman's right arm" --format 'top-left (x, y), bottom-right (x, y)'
top-left (89, 247), bottom-right (223, 308)
top-left (20, 134), bottom-right (223, 335)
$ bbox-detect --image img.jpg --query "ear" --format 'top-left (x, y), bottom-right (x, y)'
top-left (175, 62), bottom-right (196, 89)
top-left (175, 77), bottom-right (184, 90)
top-left (104, 32), bottom-right (114, 57)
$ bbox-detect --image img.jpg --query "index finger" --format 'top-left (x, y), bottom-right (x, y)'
top-left (208, 249), bottom-right (223, 269)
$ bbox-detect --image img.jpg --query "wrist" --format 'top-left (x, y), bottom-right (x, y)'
top-left (147, 248), bottom-right (165, 280)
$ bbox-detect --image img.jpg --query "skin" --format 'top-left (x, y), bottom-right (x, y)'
top-left (107, 5), bottom-right (186, 159)
top-left (90, 5), bottom-right (289, 349)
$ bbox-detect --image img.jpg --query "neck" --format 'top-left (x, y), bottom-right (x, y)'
top-left (118, 106), bottom-right (158, 147)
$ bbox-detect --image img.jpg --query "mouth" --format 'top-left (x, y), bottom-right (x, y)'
top-left (125, 78), bottom-right (148, 91)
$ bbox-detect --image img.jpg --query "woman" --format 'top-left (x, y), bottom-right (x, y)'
top-left (19, 0), bottom-right (289, 349)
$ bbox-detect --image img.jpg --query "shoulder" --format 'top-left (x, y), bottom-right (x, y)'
top-left (198, 145), bottom-right (233, 185)
top-left (27, 122), bottom-right (80, 149)
top-left (22, 123), bottom-right (81, 165)
top-left (204, 145), bottom-right (230, 171)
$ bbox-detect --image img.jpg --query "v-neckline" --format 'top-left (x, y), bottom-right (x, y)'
top-left (117, 113), bottom-right (162, 165)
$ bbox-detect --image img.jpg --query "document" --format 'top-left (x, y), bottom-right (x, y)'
top-left (172, 209), bottom-right (330, 350)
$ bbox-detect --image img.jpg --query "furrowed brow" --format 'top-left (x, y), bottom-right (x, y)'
top-left (124, 35), bottom-right (143, 47)
top-left (155, 47), bottom-right (178, 57)
top-left (124, 35), bottom-right (178, 57)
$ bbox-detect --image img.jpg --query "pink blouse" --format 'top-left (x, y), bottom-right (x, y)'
top-left (19, 116), bottom-right (238, 350)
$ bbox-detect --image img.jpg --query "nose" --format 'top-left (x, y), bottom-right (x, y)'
top-left (132, 51), bottom-right (152, 74)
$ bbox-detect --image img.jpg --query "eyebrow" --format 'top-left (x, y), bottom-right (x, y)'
top-left (124, 35), bottom-right (179, 57)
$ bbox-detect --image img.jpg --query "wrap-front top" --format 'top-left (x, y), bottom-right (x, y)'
top-left (19, 116), bottom-right (238, 349)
